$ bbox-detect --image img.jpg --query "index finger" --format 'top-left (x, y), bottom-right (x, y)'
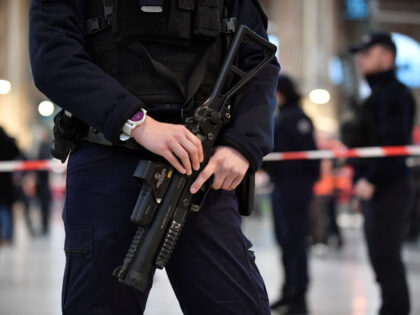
top-left (186, 132), bottom-right (204, 163)
top-left (190, 162), bottom-right (216, 194)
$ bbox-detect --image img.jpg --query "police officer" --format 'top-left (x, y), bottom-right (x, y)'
top-left (36, 131), bottom-right (52, 236)
top-left (0, 127), bottom-right (20, 244)
top-left (348, 32), bottom-right (416, 315)
top-left (29, 0), bottom-right (279, 314)
top-left (265, 75), bottom-right (319, 315)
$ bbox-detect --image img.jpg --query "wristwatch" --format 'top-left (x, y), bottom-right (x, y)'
top-left (120, 108), bottom-right (147, 141)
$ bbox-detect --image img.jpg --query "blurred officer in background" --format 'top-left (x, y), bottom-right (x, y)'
top-left (36, 130), bottom-right (52, 236)
top-left (346, 32), bottom-right (416, 315)
top-left (265, 75), bottom-right (320, 315)
top-left (12, 152), bottom-right (34, 236)
top-left (0, 127), bottom-right (20, 245)
top-left (407, 168), bottom-right (420, 243)
top-left (29, 0), bottom-right (279, 314)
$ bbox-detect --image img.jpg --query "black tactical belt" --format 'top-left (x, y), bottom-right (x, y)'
top-left (83, 105), bottom-right (185, 152)
top-left (83, 126), bottom-right (145, 152)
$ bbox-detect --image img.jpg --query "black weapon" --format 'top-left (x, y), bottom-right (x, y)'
top-left (113, 24), bottom-right (277, 292)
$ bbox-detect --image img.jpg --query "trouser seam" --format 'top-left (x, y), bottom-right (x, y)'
top-left (241, 236), bottom-right (265, 315)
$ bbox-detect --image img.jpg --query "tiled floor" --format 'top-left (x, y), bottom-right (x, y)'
top-left (0, 204), bottom-right (419, 315)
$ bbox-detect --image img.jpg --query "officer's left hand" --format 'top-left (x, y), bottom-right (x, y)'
top-left (190, 146), bottom-right (249, 194)
top-left (354, 178), bottom-right (376, 200)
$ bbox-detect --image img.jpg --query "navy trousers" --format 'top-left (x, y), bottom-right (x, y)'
top-left (62, 142), bottom-right (270, 315)
top-left (362, 178), bottom-right (411, 315)
top-left (271, 177), bottom-right (314, 293)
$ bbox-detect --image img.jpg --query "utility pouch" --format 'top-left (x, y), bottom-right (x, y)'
top-left (113, 0), bottom-right (194, 45)
top-left (51, 110), bottom-right (85, 163)
top-left (236, 173), bottom-right (255, 216)
top-left (193, 0), bottom-right (222, 38)
top-left (112, 0), bottom-right (223, 45)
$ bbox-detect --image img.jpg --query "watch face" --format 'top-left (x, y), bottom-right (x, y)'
top-left (130, 111), bottom-right (145, 122)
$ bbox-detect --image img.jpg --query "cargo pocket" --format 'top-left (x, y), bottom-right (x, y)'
top-left (62, 225), bottom-right (93, 312)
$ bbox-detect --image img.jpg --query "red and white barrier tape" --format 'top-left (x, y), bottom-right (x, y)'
top-left (0, 145), bottom-right (419, 172)
top-left (264, 145), bottom-right (420, 162)
top-left (0, 160), bottom-right (66, 173)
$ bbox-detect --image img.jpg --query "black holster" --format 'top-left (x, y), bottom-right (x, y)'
top-left (235, 173), bottom-right (255, 216)
top-left (51, 110), bottom-right (85, 163)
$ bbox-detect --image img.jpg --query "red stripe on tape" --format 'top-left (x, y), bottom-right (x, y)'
top-left (281, 152), bottom-right (309, 161)
top-left (333, 149), bottom-right (360, 159)
top-left (15, 160), bottom-right (50, 171)
top-left (382, 146), bottom-right (409, 157)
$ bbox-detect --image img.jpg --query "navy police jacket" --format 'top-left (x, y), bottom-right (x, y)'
top-left (264, 103), bottom-right (320, 183)
top-left (0, 128), bottom-right (20, 206)
top-left (352, 70), bottom-right (416, 185)
top-left (29, 0), bottom-right (280, 173)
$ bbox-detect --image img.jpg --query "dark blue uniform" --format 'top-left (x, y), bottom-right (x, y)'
top-left (29, 0), bottom-right (279, 314)
top-left (353, 70), bottom-right (416, 315)
top-left (0, 128), bottom-right (20, 242)
top-left (266, 103), bottom-right (319, 295)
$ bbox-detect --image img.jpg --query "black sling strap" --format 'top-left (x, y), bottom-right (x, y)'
top-left (86, 0), bottom-right (113, 35)
top-left (125, 40), bottom-right (216, 117)
top-left (183, 13), bottom-right (237, 116)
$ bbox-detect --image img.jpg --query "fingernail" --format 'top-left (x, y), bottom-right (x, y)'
top-left (190, 187), bottom-right (197, 194)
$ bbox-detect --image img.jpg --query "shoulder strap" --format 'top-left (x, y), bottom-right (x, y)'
top-left (125, 41), bottom-right (186, 98)
top-left (86, 0), bottom-right (113, 35)
top-left (181, 43), bottom-right (217, 116)
top-left (125, 40), bottom-right (215, 116)
top-left (183, 6), bottom-right (236, 116)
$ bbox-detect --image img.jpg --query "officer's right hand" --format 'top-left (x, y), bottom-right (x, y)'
top-left (132, 116), bottom-right (204, 175)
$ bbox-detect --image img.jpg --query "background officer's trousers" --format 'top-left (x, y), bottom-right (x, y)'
top-left (271, 176), bottom-right (314, 293)
top-left (61, 142), bottom-right (270, 315)
top-left (362, 178), bottom-right (411, 315)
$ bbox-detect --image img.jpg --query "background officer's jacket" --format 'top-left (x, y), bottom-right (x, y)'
top-left (29, 0), bottom-right (280, 173)
top-left (264, 103), bottom-right (320, 183)
top-left (352, 69), bottom-right (416, 184)
top-left (0, 128), bottom-right (19, 207)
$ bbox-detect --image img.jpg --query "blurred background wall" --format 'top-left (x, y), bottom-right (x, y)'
top-left (0, 0), bottom-right (49, 153)
top-left (262, 0), bottom-right (420, 136)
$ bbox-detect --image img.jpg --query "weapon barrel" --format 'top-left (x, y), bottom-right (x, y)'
top-left (116, 173), bottom-right (187, 292)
